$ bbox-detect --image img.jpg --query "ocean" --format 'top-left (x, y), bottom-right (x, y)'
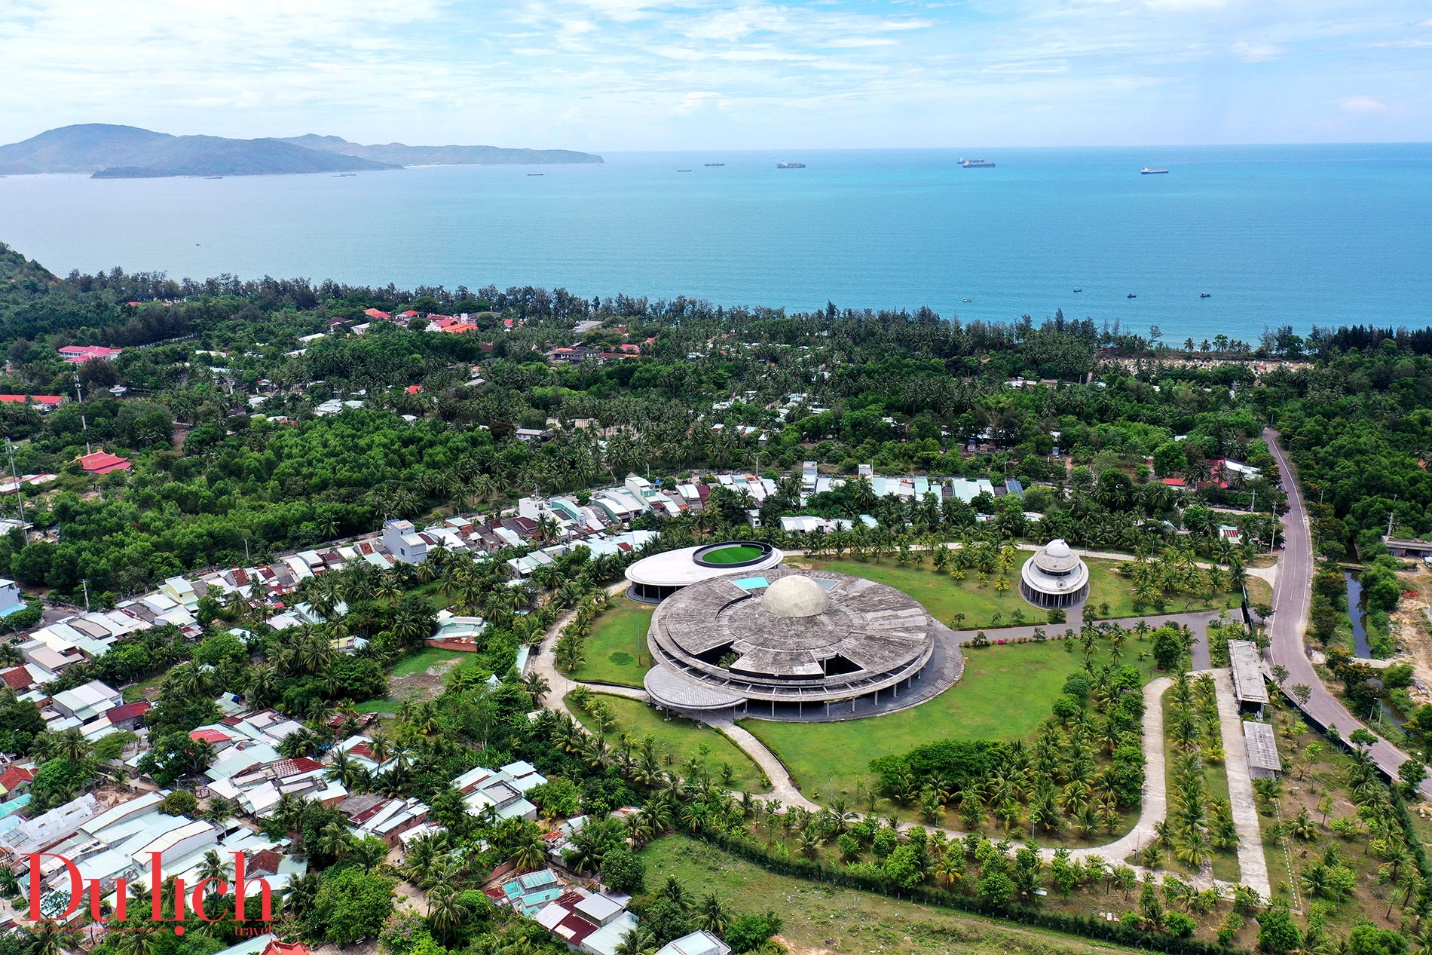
top-left (1, 143), bottom-right (1429, 342)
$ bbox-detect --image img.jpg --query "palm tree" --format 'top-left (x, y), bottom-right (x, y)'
top-left (695, 892), bottom-right (729, 935)
top-left (197, 849), bottom-right (232, 887)
top-left (615, 926), bottom-right (657, 955)
top-left (427, 882), bottom-right (466, 945)
top-left (511, 832), bottom-right (547, 872)
top-left (522, 671), bottom-right (551, 705)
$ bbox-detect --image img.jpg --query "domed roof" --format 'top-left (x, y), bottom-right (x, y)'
top-left (761, 575), bottom-right (830, 618)
top-left (1032, 539), bottom-right (1082, 574)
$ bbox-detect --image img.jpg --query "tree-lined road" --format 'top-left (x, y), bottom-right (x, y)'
top-left (1261, 428), bottom-right (1431, 798)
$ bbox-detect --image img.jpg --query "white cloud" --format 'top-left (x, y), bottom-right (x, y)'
top-left (1232, 41), bottom-right (1284, 62)
top-left (0, 0), bottom-right (1429, 149)
top-left (1339, 95), bottom-right (1388, 113)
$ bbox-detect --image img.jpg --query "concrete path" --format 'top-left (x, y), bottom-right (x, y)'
top-left (1058, 676), bottom-right (1170, 866)
top-left (1209, 669), bottom-right (1272, 899)
top-left (531, 581), bottom-right (630, 719)
top-left (708, 718), bottom-right (819, 809)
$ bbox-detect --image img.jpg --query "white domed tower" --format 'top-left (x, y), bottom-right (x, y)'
top-left (1020, 539), bottom-right (1090, 608)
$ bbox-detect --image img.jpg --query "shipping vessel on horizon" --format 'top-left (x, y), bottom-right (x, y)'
top-left (1141, 167), bottom-right (1169, 175)
top-left (960, 158), bottom-right (996, 168)
top-left (776, 161), bottom-right (806, 169)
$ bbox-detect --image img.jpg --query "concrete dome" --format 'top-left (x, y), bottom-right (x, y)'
top-left (761, 575), bottom-right (830, 618)
top-left (1033, 539), bottom-right (1082, 574)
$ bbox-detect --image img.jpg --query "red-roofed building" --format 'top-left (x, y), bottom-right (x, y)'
top-left (618, 344), bottom-right (641, 354)
top-left (105, 701), bottom-right (150, 729)
top-left (247, 848), bottom-right (282, 876)
top-left (78, 451), bottom-right (132, 475)
top-left (0, 766), bottom-right (34, 797)
top-left (363, 308), bottom-right (391, 320)
top-left (260, 941), bottom-right (310, 955)
top-left (271, 757), bottom-right (323, 779)
top-left (399, 310), bottom-right (419, 319)
top-left (59, 345), bottom-right (123, 364)
top-left (190, 728), bottom-right (232, 744)
top-left (405, 385), bottom-right (423, 394)
top-left (0, 395), bottom-right (63, 411)
top-left (1161, 477), bottom-right (1188, 488)
top-left (0, 667), bottom-right (34, 693)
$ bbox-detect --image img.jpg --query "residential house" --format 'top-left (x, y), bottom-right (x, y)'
top-left (0, 579), bottom-right (21, 617)
top-left (78, 451), bottom-right (132, 475)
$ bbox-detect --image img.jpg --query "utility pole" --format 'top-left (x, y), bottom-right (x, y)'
top-left (4, 437), bottom-right (25, 526)
top-left (80, 578), bottom-right (90, 612)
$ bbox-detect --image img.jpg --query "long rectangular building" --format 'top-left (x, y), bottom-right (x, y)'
top-left (1243, 721), bottom-right (1282, 779)
top-left (1228, 639), bottom-right (1269, 717)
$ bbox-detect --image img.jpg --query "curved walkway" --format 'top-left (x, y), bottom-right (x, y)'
top-left (536, 578), bottom-right (1262, 892)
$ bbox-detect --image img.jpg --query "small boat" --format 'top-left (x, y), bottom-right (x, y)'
top-left (1073, 288), bottom-right (1082, 293)
top-left (777, 161), bottom-right (806, 169)
top-left (333, 173), bottom-right (357, 178)
top-left (1127, 293), bottom-right (1137, 299)
top-left (677, 169), bottom-right (692, 173)
top-left (204, 176), bottom-right (223, 180)
top-left (704, 163), bottom-right (725, 167)
top-left (961, 298), bottom-right (971, 303)
top-left (527, 173), bottom-right (544, 176)
top-left (1140, 167), bottom-right (1169, 175)
top-left (1200, 292), bottom-right (1211, 298)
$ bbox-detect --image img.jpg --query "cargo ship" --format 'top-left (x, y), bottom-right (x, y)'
top-left (960, 158), bottom-right (995, 168)
top-left (1140, 167), bottom-right (1169, 175)
top-left (776, 161), bottom-right (806, 169)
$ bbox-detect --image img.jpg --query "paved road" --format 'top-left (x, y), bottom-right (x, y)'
top-left (1261, 428), bottom-right (1432, 798)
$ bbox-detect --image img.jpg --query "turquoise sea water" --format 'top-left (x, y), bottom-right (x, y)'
top-left (0, 144), bottom-right (1429, 341)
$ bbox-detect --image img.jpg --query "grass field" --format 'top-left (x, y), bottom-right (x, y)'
top-left (742, 641), bottom-right (1154, 807)
top-left (640, 835), bottom-right (1143, 955)
top-left (568, 692), bottom-right (766, 792)
top-left (701, 544), bottom-right (766, 564)
top-left (569, 599), bottom-right (654, 687)
top-left (388, 646), bottom-right (468, 677)
top-left (801, 555), bottom-right (1239, 629)
top-left (798, 557), bottom-right (1040, 629)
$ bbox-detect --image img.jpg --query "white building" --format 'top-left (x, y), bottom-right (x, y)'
top-left (0, 578), bottom-right (23, 617)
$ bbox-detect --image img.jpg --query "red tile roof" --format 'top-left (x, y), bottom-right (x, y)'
top-left (271, 757), bottom-right (323, 779)
top-left (363, 308), bottom-right (391, 320)
top-left (247, 849), bottom-right (282, 876)
top-left (105, 702), bottom-right (150, 723)
top-left (190, 728), bottom-right (231, 743)
top-left (261, 941), bottom-right (310, 955)
top-left (0, 395), bottom-right (63, 406)
top-left (78, 451), bottom-right (132, 474)
top-left (0, 767), bottom-right (34, 791)
top-left (59, 345), bottom-right (122, 364)
top-left (0, 668), bottom-right (32, 692)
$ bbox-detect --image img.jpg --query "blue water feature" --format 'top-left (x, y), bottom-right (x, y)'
top-left (1, 143), bottom-right (1430, 341)
top-left (1345, 570), bottom-right (1370, 658)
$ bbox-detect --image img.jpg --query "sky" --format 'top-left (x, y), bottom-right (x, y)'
top-left (2, 0), bottom-right (1429, 150)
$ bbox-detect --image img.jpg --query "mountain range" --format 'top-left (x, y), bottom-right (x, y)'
top-left (0, 124), bottom-right (603, 178)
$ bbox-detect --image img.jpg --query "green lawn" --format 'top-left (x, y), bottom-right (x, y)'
top-left (388, 646), bottom-right (468, 677)
top-left (569, 599), bottom-right (654, 687)
top-left (743, 641), bottom-right (1153, 807)
top-left (801, 557), bottom-right (1041, 629)
top-left (640, 835), bottom-right (1144, 955)
top-left (568, 692), bottom-right (767, 793)
top-left (700, 544), bottom-right (766, 564)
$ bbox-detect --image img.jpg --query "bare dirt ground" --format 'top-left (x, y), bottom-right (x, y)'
top-left (1391, 563), bottom-right (1432, 704)
top-left (388, 658), bottom-right (463, 702)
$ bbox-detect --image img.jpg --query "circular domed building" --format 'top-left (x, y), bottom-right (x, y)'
top-left (643, 567), bottom-right (944, 719)
top-left (625, 541), bottom-right (785, 603)
top-left (1020, 539), bottom-right (1090, 608)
